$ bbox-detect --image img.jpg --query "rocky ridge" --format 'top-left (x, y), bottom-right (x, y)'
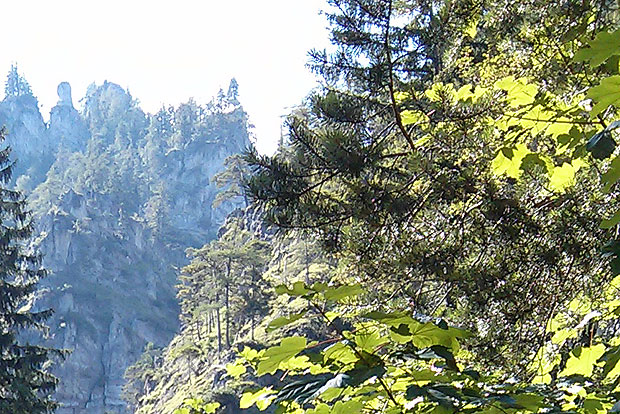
top-left (2, 77), bottom-right (250, 414)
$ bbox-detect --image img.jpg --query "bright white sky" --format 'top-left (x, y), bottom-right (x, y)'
top-left (0, 0), bottom-right (333, 154)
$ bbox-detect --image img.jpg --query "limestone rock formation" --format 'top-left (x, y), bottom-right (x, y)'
top-left (48, 82), bottom-right (89, 152)
top-left (0, 89), bottom-right (53, 188)
top-left (0, 78), bottom-right (250, 414)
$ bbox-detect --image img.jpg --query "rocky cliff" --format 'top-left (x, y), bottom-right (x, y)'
top-left (2, 75), bottom-right (251, 414)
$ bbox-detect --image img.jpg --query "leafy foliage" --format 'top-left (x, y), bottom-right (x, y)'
top-left (246, 0), bottom-right (615, 364)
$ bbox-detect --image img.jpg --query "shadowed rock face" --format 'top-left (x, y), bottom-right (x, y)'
top-left (0, 91), bottom-right (52, 188)
top-left (37, 190), bottom-right (181, 414)
top-left (4, 81), bottom-right (250, 414)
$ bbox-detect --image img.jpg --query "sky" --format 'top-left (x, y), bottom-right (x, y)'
top-left (0, 0), bottom-right (333, 154)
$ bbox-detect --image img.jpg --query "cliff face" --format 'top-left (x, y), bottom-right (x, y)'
top-left (2, 79), bottom-right (250, 414)
top-left (0, 92), bottom-right (55, 191)
top-left (37, 190), bottom-right (180, 414)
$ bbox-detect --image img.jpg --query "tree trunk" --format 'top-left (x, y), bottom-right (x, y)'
top-left (304, 240), bottom-right (310, 284)
top-left (187, 352), bottom-right (193, 387)
top-left (251, 312), bottom-right (255, 341)
top-left (225, 257), bottom-right (232, 348)
top-left (225, 283), bottom-right (230, 348)
top-left (216, 306), bottom-right (222, 353)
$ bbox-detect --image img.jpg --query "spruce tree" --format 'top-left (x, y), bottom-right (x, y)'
top-left (4, 64), bottom-right (33, 98)
top-left (0, 127), bottom-right (59, 413)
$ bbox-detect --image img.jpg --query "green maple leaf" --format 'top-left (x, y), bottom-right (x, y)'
top-left (257, 336), bottom-right (307, 375)
top-left (266, 311), bottom-right (307, 332)
top-left (494, 76), bottom-right (538, 107)
top-left (601, 209), bottom-right (620, 229)
top-left (225, 361), bottom-right (246, 378)
top-left (575, 30), bottom-right (620, 67)
top-left (587, 75), bottom-right (620, 117)
top-left (323, 284), bottom-right (364, 301)
top-left (332, 400), bottom-right (363, 414)
top-left (601, 155), bottom-right (620, 192)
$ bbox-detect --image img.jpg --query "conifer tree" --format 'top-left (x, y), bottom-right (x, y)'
top-left (213, 154), bottom-right (251, 208)
top-left (245, 0), bottom-right (612, 365)
top-left (0, 127), bottom-right (59, 413)
top-left (4, 64), bottom-right (34, 98)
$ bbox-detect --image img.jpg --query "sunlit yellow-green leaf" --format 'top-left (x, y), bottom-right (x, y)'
top-left (240, 388), bottom-right (276, 410)
top-left (548, 159), bottom-right (586, 193)
top-left (494, 76), bottom-right (538, 107)
top-left (279, 355), bottom-right (314, 371)
top-left (177, 399), bottom-right (221, 414)
top-left (331, 400), bottom-right (363, 414)
top-left (531, 350), bottom-right (561, 385)
top-left (521, 105), bottom-right (554, 134)
top-left (226, 361), bottom-right (246, 378)
top-left (464, 18), bottom-right (478, 38)
top-left (201, 402), bottom-right (221, 414)
top-left (551, 328), bottom-right (578, 345)
top-left (491, 144), bottom-right (531, 179)
top-left (323, 342), bottom-right (359, 365)
top-left (456, 84), bottom-right (488, 103)
top-left (549, 163), bottom-right (575, 192)
top-left (456, 84), bottom-right (475, 101)
top-left (425, 83), bottom-right (455, 102)
top-left (257, 337), bottom-right (307, 375)
top-left (546, 119), bottom-right (575, 140)
top-left (354, 330), bottom-right (389, 353)
top-left (240, 346), bottom-right (260, 362)
top-left (394, 91), bottom-right (411, 104)
top-left (400, 110), bottom-right (426, 126)
top-left (307, 403), bottom-right (331, 414)
top-left (559, 344), bottom-right (606, 377)
top-left (256, 396), bottom-right (275, 411)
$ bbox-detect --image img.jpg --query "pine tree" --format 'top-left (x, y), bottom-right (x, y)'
top-left (226, 78), bottom-right (239, 105)
top-left (213, 154), bottom-right (251, 208)
top-left (0, 127), bottom-right (59, 413)
top-left (245, 0), bottom-right (613, 366)
top-left (4, 64), bottom-right (34, 99)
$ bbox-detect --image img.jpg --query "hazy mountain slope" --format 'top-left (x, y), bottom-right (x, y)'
top-left (2, 75), bottom-right (251, 414)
